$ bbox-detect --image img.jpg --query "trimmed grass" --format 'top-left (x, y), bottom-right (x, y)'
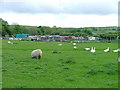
top-left (2, 40), bottom-right (118, 88)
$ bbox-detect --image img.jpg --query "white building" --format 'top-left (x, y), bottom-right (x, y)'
top-left (88, 37), bottom-right (96, 41)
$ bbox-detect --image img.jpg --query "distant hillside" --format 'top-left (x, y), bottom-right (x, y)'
top-left (0, 18), bottom-right (118, 37)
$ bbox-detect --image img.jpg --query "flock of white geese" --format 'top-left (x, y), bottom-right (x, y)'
top-left (60, 43), bottom-right (120, 63)
top-left (8, 41), bottom-right (119, 53)
top-left (7, 41), bottom-right (120, 63)
top-left (59, 43), bottom-right (120, 54)
top-left (85, 47), bottom-right (120, 53)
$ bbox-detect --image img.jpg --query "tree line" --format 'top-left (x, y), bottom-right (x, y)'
top-left (0, 18), bottom-right (118, 39)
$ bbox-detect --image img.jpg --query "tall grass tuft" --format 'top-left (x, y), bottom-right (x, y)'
top-left (62, 56), bottom-right (75, 64)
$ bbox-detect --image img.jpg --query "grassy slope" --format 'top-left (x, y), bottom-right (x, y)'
top-left (2, 40), bottom-right (118, 88)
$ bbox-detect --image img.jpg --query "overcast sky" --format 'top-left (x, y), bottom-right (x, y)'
top-left (0, 0), bottom-right (119, 27)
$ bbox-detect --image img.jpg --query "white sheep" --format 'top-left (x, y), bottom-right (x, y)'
top-left (31, 49), bottom-right (42, 59)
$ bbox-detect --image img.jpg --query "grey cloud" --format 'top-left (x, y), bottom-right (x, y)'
top-left (0, 1), bottom-right (117, 15)
top-left (60, 1), bottom-right (117, 15)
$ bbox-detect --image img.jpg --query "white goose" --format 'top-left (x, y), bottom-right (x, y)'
top-left (59, 44), bottom-right (62, 46)
top-left (85, 48), bottom-right (90, 51)
top-left (8, 41), bottom-right (13, 44)
top-left (8, 41), bottom-right (11, 44)
top-left (91, 47), bottom-right (95, 53)
top-left (112, 49), bottom-right (119, 53)
top-left (73, 43), bottom-right (76, 45)
top-left (104, 47), bottom-right (110, 52)
top-left (74, 46), bottom-right (77, 49)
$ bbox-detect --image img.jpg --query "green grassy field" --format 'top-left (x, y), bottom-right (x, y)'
top-left (2, 40), bottom-right (118, 88)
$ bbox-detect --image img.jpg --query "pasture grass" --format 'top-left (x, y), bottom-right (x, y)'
top-left (2, 40), bottom-right (118, 88)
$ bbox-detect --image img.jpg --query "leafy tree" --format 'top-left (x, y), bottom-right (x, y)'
top-left (0, 18), bottom-right (11, 36)
top-left (38, 26), bottom-right (46, 35)
top-left (83, 29), bottom-right (93, 36)
top-left (14, 24), bottom-right (23, 34)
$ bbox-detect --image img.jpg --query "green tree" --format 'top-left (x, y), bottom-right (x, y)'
top-left (38, 26), bottom-right (46, 35)
top-left (83, 29), bottom-right (93, 36)
top-left (0, 18), bottom-right (11, 36)
top-left (14, 24), bottom-right (22, 34)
